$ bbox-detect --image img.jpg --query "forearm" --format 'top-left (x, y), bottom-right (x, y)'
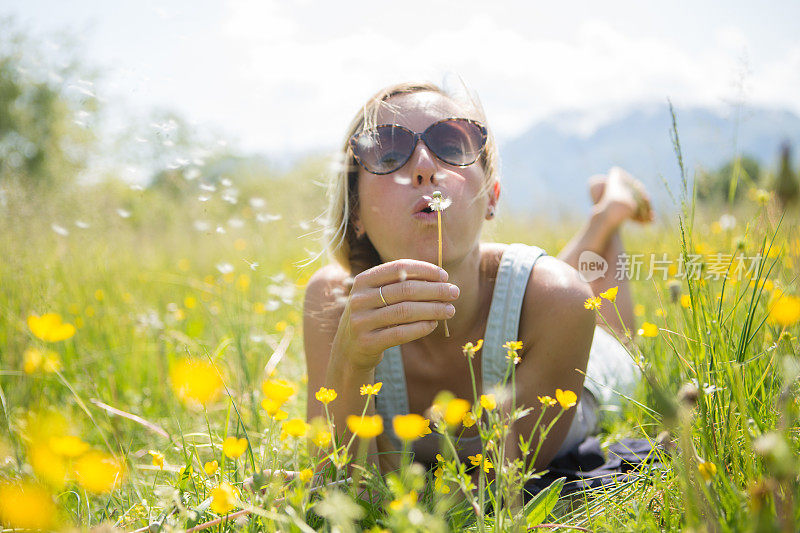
top-left (324, 348), bottom-right (391, 471)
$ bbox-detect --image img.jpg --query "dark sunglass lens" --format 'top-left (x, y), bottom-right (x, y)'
top-left (354, 126), bottom-right (414, 174)
top-left (427, 120), bottom-right (486, 166)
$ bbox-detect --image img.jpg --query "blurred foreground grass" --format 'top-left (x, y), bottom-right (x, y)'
top-left (1, 170), bottom-right (799, 531)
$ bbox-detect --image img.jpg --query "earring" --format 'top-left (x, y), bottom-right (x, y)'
top-left (487, 208), bottom-right (495, 219)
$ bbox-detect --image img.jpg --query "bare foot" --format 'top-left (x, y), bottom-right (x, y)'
top-left (588, 173), bottom-right (607, 205)
top-left (596, 167), bottom-right (654, 226)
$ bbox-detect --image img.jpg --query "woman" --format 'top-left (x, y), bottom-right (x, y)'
top-left (303, 81), bottom-right (649, 473)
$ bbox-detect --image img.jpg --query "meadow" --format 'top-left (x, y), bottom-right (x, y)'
top-left (0, 155), bottom-right (798, 532)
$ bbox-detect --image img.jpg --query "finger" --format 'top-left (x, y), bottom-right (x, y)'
top-left (363, 301), bottom-right (455, 332)
top-left (374, 280), bottom-right (459, 308)
top-left (357, 260), bottom-right (447, 289)
top-left (364, 319), bottom-right (440, 350)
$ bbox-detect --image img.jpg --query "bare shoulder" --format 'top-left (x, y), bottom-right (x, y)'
top-left (518, 255), bottom-right (596, 349)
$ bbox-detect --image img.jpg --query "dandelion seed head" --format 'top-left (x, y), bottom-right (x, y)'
top-left (221, 178), bottom-right (232, 187)
top-left (215, 226), bottom-right (226, 234)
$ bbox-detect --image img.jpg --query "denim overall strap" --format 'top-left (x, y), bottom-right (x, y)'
top-left (481, 243), bottom-right (548, 389)
top-left (374, 344), bottom-right (408, 449)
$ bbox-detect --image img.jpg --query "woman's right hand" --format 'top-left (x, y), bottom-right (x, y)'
top-left (332, 259), bottom-right (460, 371)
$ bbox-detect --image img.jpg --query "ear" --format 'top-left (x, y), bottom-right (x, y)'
top-left (351, 216), bottom-right (365, 239)
top-left (486, 181), bottom-right (500, 219)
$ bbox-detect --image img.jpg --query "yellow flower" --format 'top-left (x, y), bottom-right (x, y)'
top-left (261, 378), bottom-right (297, 405)
top-left (184, 296), bottom-right (197, 309)
top-left (389, 491), bottom-right (418, 511)
top-left (538, 395), bottom-right (557, 407)
top-left (360, 382), bottom-right (383, 396)
top-left (443, 398), bottom-right (471, 427)
top-left (27, 313), bottom-right (76, 342)
top-left (281, 418), bottom-right (310, 439)
top-left (462, 339), bottom-right (483, 359)
top-left (502, 341), bottom-right (523, 351)
top-left (311, 427), bottom-right (332, 448)
top-left (298, 468), bottom-right (314, 482)
top-left (315, 386), bottom-right (337, 405)
top-left (468, 453), bottom-right (494, 473)
top-left (638, 322), bottom-right (659, 338)
top-left (74, 451), bottom-right (125, 493)
top-left (170, 358), bottom-right (224, 407)
top-left (29, 444), bottom-right (67, 488)
top-left (462, 412), bottom-right (476, 428)
top-left (480, 394), bottom-right (497, 411)
top-left (346, 415), bottom-right (384, 439)
top-left (600, 286), bottom-right (618, 302)
top-left (23, 348), bottom-right (61, 374)
top-left (680, 295), bottom-right (692, 309)
top-left (222, 437), bottom-right (248, 459)
top-left (392, 414), bottom-right (431, 442)
top-left (204, 460), bottom-right (219, 475)
top-left (260, 398), bottom-right (287, 420)
top-left (42, 351), bottom-right (61, 373)
top-left (210, 482), bottom-right (238, 514)
top-left (634, 303), bottom-right (645, 317)
top-left (0, 481), bottom-right (57, 531)
top-left (768, 294), bottom-right (800, 328)
top-left (698, 461), bottom-right (717, 482)
top-left (555, 389), bottom-right (577, 410)
top-left (49, 435), bottom-right (89, 457)
top-left (149, 450), bottom-right (165, 470)
top-left (583, 297), bottom-right (602, 311)
top-left (22, 348), bottom-right (43, 374)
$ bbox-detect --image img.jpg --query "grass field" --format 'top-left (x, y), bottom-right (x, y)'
top-left (1, 163), bottom-right (798, 531)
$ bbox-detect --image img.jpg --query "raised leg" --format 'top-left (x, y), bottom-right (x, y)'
top-left (557, 168), bottom-right (653, 337)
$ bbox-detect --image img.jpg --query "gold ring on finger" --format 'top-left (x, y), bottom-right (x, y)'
top-left (378, 285), bottom-right (389, 307)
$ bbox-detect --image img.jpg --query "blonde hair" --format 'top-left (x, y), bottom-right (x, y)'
top-left (314, 80), bottom-right (500, 275)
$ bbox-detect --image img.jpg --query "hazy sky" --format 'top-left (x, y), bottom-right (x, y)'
top-left (4, 0), bottom-right (800, 161)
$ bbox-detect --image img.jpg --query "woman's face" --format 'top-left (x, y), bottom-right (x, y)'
top-left (353, 91), bottom-right (493, 266)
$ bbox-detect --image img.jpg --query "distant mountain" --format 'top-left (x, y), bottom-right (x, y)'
top-left (498, 105), bottom-right (800, 215)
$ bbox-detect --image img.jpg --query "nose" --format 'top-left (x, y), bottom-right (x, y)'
top-left (409, 137), bottom-right (439, 187)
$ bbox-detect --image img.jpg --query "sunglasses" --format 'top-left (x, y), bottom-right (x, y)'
top-left (349, 118), bottom-right (488, 175)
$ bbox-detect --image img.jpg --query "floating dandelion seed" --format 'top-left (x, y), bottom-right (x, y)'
top-left (221, 178), bottom-right (233, 187)
top-left (424, 191), bottom-right (452, 336)
top-left (116, 208), bottom-right (131, 219)
top-left (51, 223), bottom-right (69, 236)
top-left (200, 183), bottom-right (216, 192)
top-left (256, 213), bottom-right (282, 223)
top-left (198, 195), bottom-right (211, 202)
top-left (216, 263), bottom-right (234, 274)
top-left (243, 259), bottom-right (259, 270)
top-left (249, 197), bottom-right (266, 209)
top-left (75, 220), bottom-right (90, 229)
top-left (194, 220), bottom-right (211, 232)
top-left (215, 226), bottom-right (226, 234)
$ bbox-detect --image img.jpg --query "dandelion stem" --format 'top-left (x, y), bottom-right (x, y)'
top-left (437, 208), bottom-right (450, 337)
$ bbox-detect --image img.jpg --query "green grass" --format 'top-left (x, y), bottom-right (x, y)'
top-left (0, 169), bottom-right (798, 532)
